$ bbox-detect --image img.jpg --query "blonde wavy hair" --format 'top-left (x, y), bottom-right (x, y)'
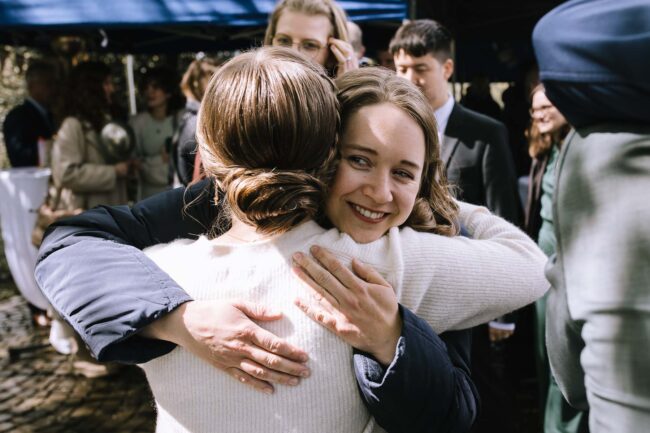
top-left (264, 0), bottom-right (349, 73)
top-left (334, 68), bottom-right (460, 236)
top-left (196, 47), bottom-right (339, 236)
top-left (180, 57), bottom-right (221, 102)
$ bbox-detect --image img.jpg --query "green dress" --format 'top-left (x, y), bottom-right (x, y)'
top-left (535, 145), bottom-right (589, 433)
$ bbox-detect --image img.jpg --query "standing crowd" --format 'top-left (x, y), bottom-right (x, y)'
top-left (1, 0), bottom-right (648, 432)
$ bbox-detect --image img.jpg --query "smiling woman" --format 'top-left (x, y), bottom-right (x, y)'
top-left (131, 49), bottom-right (549, 433)
top-left (328, 67), bottom-right (459, 243)
top-left (327, 103), bottom-right (426, 243)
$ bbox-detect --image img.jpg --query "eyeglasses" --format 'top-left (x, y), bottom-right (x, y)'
top-left (272, 34), bottom-right (327, 59)
top-left (529, 105), bottom-right (554, 117)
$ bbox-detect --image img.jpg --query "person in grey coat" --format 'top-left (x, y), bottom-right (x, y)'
top-left (533, 1), bottom-right (650, 431)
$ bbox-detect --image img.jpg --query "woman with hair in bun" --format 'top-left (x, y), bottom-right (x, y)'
top-left (132, 47), bottom-right (547, 433)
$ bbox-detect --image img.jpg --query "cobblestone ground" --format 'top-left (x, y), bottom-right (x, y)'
top-left (0, 284), bottom-right (156, 433)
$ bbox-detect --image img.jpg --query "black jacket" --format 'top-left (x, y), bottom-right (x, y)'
top-left (443, 103), bottom-right (521, 226)
top-left (36, 179), bottom-right (479, 433)
top-left (3, 99), bottom-right (53, 167)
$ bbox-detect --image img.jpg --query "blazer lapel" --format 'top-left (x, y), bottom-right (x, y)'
top-left (440, 104), bottom-right (462, 169)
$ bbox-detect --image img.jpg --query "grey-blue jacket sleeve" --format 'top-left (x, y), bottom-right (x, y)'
top-left (35, 179), bottom-right (218, 363)
top-left (355, 306), bottom-right (478, 433)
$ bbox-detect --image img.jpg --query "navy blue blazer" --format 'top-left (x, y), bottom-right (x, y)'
top-left (36, 179), bottom-right (479, 432)
top-left (2, 99), bottom-right (53, 167)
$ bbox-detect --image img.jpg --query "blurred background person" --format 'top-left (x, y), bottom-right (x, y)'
top-left (171, 56), bottom-right (220, 186)
top-left (2, 61), bottom-right (57, 325)
top-left (502, 64), bottom-right (539, 178)
top-left (49, 61), bottom-right (134, 376)
top-left (265, 0), bottom-right (357, 78)
top-left (130, 66), bottom-right (184, 199)
top-left (376, 49), bottom-right (395, 70)
top-left (51, 61), bottom-right (131, 219)
top-left (461, 75), bottom-right (502, 122)
top-left (346, 20), bottom-right (374, 67)
top-left (3, 60), bottom-right (56, 167)
top-left (524, 83), bottom-right (587, 433)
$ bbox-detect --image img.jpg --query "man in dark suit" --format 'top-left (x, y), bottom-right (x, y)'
top-left (3, 61), bottom-right (56, 167)
top-left (390, 19), bottom-right (522, 433)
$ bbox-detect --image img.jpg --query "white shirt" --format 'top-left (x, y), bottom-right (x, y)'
top-left (433, 92), bottom-right (455, 140)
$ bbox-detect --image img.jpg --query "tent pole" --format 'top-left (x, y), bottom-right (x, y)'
top-left (126, 54), bottom-right (137, 116)
top-left (409, 0), bottom-right (417, 19)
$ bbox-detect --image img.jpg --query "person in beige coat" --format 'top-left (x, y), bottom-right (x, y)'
top-left (49, 61), bottom-right (132, 377)
top-left (51, 62), bottom-right (131, 211)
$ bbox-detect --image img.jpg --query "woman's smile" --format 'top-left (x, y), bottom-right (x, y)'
top-left (349, 202), bottom-right (389, 223)
top-left (326, 102), bottom-right (425, 244)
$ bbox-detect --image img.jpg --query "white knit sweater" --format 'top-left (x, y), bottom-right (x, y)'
top-left (141, 201), bottom-right (548, 433)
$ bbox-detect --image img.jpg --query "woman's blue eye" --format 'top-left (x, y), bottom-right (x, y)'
top-left (394, 170), bottom-right (414, 180)
top-left (348, 156), bottom-right (369, 166)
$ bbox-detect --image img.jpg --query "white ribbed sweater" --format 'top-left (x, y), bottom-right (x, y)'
top-left (141, 201), bottom-right (548, 433)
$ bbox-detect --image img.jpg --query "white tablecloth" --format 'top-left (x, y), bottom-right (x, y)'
top-left (0, 168), bottom-right (51, 310)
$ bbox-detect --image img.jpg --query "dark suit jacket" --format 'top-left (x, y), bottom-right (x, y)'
top-left (442, 103), bottom-right (521, 225)
top-left (2, 99), bottom-right (53, 167)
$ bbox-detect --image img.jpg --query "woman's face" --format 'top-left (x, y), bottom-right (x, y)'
top-left (145, 82), bottom-right (170, 111)
top-left (531, 90), bottom-right (567, 134)
top-left (102, 75), bottom-right (115, 104)
top-left (325, 103), bottom-right (425, 244)
top-left (273, 10), bottom-right (332, 67)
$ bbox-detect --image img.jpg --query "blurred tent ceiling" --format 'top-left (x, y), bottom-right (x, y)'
top-left (0, 0), bottom-right (566, 81)
top-left (0, 0), bottom-right (407, 53)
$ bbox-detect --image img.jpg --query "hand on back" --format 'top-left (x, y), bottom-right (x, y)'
top-left (140, 299), bottom-right (311, 394)
top-left (292, 245), bottom-right (402, 366)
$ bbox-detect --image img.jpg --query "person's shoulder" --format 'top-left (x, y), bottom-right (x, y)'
top-left (58, 116), bottom-right (84, 133)
top-left (129, 112), bottom-right (150, 128)
top-left (144, 237), bottom-right (206, 262)
top-left (456, 104), bottom-right (506, 132)
top-left (291, 220), bottom-right (340, 247)
top-left (394, 226), bottom-right (443, 244)
top-left (4, 101), bottom-right (32, 122)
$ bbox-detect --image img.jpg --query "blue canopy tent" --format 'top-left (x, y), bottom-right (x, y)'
top-left (0, 0), bottom-right (408, 53)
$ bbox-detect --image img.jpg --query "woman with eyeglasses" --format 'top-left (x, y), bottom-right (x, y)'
top-left (266, 0), bottom-right (358, 77)
top-left (525, 84), bottom-right (587, 433)
top-left (189, 0), bottom-right (358, 181)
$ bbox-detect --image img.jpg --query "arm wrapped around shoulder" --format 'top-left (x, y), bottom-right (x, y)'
top-left (399, 200), bottom-right (549, 333)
